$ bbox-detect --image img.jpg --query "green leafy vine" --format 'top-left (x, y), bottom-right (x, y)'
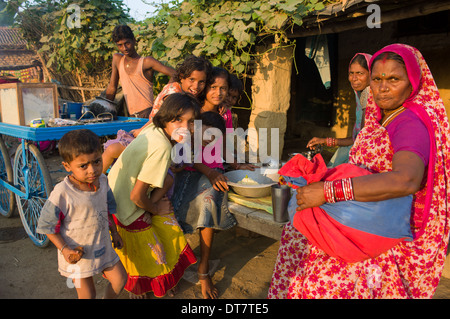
top-left (134, 0), bottom-right (334, 77)
top-left (15, 0), bottom-right (337, 98)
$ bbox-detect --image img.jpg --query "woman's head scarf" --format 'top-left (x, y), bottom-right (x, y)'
top-left (349, 53), bottom-right (372, 73)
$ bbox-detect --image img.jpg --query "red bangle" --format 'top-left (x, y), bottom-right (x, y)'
top-left (326, 137), bottom-right (337, 147)
top-left (342, 178), bottom-right (355, 201)
top-left (333, 179), bottom-right (346, 202)
top-left (323, 181), bottom-right (336, 203)
top-left (325, 178), bottom-right (355, 203)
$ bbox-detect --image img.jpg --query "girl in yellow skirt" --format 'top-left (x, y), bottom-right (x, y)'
top-left (107, 93), bottom-right (199, 298)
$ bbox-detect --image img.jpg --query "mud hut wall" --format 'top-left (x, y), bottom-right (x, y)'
top-left (248, 44), bottom-right (294, 162)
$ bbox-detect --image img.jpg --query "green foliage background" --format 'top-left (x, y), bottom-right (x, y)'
top-left (136, 0), bottom-right (330, 75)
top-left (14, 0), bottom-right (336, 99)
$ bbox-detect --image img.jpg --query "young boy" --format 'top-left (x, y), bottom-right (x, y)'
top-left (37, 129), bottom-right (127, 299)
top-left (106, 24), bottom-right (176, 118)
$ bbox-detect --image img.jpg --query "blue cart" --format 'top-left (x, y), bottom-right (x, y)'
top-left (0, 117), bottom-right (147, 247)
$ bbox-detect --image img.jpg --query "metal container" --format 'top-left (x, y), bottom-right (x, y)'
top-left (271, 184), bottom-right (291, 223)
top-left (92, 96), bottom-right (116, 111)
top-left (289, 145), bottom-right (323, 161)
top-left (224, 170), bottom-right (279, 198)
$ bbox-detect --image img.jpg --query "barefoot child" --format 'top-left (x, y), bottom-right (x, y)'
top-left (37, 129), bottom-right (127, 299)
top-left (107, 93), bottom-right (199, 298)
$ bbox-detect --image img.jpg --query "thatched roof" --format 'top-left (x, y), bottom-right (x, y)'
top-left (0, 27), bottom-right (38, 70)
top-left (0, 26), bottom-right (28, 50)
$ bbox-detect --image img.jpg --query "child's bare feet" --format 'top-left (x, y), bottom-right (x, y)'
top-left (198, 273), bottom-right (219, 299)
top-left (167, 285), bottom-right (179, 297)
top-left (129, 292), bottom-right (149, 299)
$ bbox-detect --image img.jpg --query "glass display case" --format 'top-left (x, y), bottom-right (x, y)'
top-left (0, 83), bottom-right (58, 126)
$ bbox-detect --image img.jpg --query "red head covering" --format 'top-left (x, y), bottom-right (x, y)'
top-left (349, 52), bottom-right (372, 70)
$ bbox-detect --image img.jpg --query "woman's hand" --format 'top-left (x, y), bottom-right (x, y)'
top-left (306, 137), bottom-right (326, 150)
top-left (207, 169), bottom-right (229, 192)
top-left (296, 181), bottom-right (326, 211)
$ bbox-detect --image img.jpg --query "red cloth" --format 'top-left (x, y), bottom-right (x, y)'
top-left (0, 78), bottom-right (20, 84)
top-left (279, 154), bottom-right (408, 263)
top-left (278, 153), bottom-right (328, 185)
top-left (291, 161), bottom-right (405, 263)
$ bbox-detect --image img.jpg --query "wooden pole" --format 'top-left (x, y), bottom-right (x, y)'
top-left (76, 70), bottom-right (86, 102)
top-left (34, 50), bottom-right (52, 82)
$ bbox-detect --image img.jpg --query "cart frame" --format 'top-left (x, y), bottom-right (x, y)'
top-left (0, 117), bottom-right (147, 247)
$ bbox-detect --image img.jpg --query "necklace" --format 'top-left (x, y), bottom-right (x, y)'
top-left (125, 56), bottom-right (139, 68)
top-left (381, 106), bottom-right (406, 127)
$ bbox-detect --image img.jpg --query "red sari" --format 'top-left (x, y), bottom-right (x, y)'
top-left (268, 44), bottom-right (450, 299)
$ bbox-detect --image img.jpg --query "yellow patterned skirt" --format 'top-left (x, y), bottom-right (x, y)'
top-left (113, 213), bottom-right (196, 297)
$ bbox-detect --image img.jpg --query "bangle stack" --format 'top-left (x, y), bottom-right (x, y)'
top-left (342, 178), bottom-right (355, 201)
top-left (323, 181), bottom-right (336, 203)
top-left (323, 178), bottom-right (354, 203)
top-left (326, 137), bottom-right (337, 147)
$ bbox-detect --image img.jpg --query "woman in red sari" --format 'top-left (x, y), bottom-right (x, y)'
top-left (268, 44), bottom-right (450, 299)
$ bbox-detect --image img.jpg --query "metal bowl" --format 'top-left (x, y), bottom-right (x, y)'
top-left (224, 170), bottom-right (279, 198)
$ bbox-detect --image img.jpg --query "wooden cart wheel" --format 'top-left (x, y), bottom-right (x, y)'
top-left (0, 136), bottom-right (15, 218)
top-left (13, 143), bottom-right (53, 247)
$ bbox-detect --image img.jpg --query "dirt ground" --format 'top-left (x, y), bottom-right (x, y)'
top-left (1, 153), bottom-right (450, 300)
top-left (0, 153), bottom-right (279, 299)
top-left (0, 212), bottom-right (279, 299)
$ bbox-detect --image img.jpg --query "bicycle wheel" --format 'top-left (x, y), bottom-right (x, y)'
top-left (0, 136), bottom-right (15, 217)
top-left (14, 143), bottom-right (53, 247)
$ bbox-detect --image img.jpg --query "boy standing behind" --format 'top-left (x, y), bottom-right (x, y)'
top-left (106, 24), bottom-right (176, 118)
